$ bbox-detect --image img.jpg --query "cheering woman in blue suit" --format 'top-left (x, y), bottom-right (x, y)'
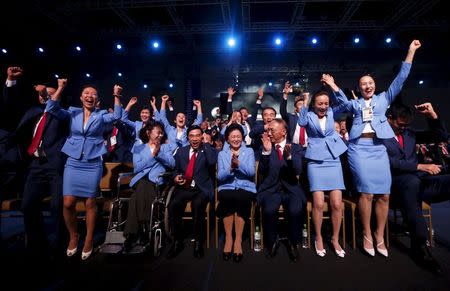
top-left (298, 90), bottom-right (347, 258)
top-left (321, 40), bottom-right (421, 257)
top-left (46, 82), bottom-right (123, 260)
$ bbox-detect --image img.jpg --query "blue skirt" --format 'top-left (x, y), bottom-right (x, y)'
top-left (348, 138), bottom-right (391, 194)
top-left (307, 157), bottom-right (345, 192)
top-left (63, 156), bottom-right (102, 198)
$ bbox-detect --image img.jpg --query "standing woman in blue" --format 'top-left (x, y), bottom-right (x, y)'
top-left (297, 90), bottom-right (347, 258)
top-left (217, 123), bottom-right (256, 262)
top-left (46, 82), bottom-right (123, 260)
top-left (321, 40), bottom-right (421, 257)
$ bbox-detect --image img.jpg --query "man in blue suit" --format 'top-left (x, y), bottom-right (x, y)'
top-left (166, 125), bottom-right (218, 259)
top-left (257, 118), bottom-right (306, 262)
top-left (384, 102), bottom-right (449, 275)
top-left (12, 79), bottom-right (69, 261)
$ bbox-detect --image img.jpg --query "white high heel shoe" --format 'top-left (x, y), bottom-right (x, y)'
top-left (66, 247), bottom-right (77, 257)
top-left (363, 235), bottom-right (375, 257)
top-left (376, 239), bottom-right (389, 257)
top-left (331, 240), bottom-right (345, 258)
top-left (314, 241), bottom-right (326, 257)
top-left (81, 248), bottom-right (93, 261)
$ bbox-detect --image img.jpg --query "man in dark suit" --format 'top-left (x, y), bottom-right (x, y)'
top-left (257, 118), bottom-right (306, 262)
top-left (9, 77), bottom-right (70, 262)
top-left (166, 125), bottom-right (218, 259)
top-left (103, 116), bottom-right (134, 163)
top-left (384, 102), bottom-right (450, 275)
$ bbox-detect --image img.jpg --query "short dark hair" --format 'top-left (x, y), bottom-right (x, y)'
top-left (187, 124), bottom-right (203, 136)
top-left (224, 123), bottom-right (244, 141)
top-left (139, 121), bottom-right (165, 144)
top-left (262, 106), bottom-right (276, 115)
top-left (386, 103), bottom-right (413, 121)
top-left (272, 118), bottom-right (288, 131)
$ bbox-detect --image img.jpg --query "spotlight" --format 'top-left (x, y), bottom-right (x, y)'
top-left (116, 44), bottom-right (122, 50)
top-left (117, 72), bottom-right (122, 77)
top-left (75, 46), bottom-right (81, 51)
top-left (385, 37), bottom-right (392, 44)
top-left (354, 37), bottom-right (360, 44)
top-left (1, 48), bottom-right (7, 54)
top-left (227, 37), bottom-right (236, 47)
top-left (295, 82), bottom-right (299, 86)
top-left (311, 38), bottom-right (318, 44)
top-left (85, 73), bottom-right (91, 78)
top-left (143, 84), bottom-right (148, 89)
top-left (274, 37), bottom-right (282, 46)
top-left (54, 74), bottom-right (59, 78)
top-left (419, 80), bottom-right (424, 85)
top-left (268, 82), bottom-right (273, 86)
top-left (152, 41), bottom-right (159, 48)
top-left (38, 47), bottom-right (44, 53)
top-left (169, 83), bottom-right (174, 88)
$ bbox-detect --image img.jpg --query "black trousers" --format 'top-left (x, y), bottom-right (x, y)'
top-left (124, 178), bottom-right (157, 236)
top-left (168, 187), bottom-right (208, 243)
top-left (392, 173), bottom-right (450, 247)
top-left (21, 167), bottom-right (64, 257)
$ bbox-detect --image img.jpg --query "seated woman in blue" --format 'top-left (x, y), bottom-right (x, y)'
top-left (155, 94), bottom-right (203, 148)
top-left (297, 90), bottom-right (347, 258)
top-left (123, 121), bottom-right (175, 251)
top-left (217, 123), bottom-right (256, 263)
top-left (46, 82), bottom-right (123, 260)
top-left (121, 96), bottom-right (158, 147)
top-left (322, 39), bottom-right (421, 258)
top-left (220, 110), bottom-right (248, 139)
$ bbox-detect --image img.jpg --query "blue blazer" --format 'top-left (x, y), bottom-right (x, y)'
top-left (173, 143), bottom-right (218, 200)
top-left (217, 142), bottom-right (256, 193)
top-left (45, 100), bottom-right (122, 160)
top-left (297, 107), bottom-right (347, 161)
top-left (130, 143), bottom-right (175, 187)
top-left (121, 110), bottom-right (145, 145)
top-left (155, 109), bottom-right (202, 147)
top-left (382, 118), bottom-right (447, 176)
top-left (257, 143), bottom-right (306, 204)
top-left (333, 62), bottom-right (412, 140)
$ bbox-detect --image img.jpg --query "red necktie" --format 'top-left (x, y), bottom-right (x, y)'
top-left (299, 126), bottom-right (306, 146)
top-left (27, 112), bottom-right (48, 156)
top-left (107, 126), bottom-right (118, 152)
top-left (276, 144), bottom-right (283, 161)
top-left (396, 134), bottom-right (404, 149)
top-left (184, 150), bottom-right (197, 186)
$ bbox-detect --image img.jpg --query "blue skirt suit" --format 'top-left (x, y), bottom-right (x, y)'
top-left (333, 62), bottom-right (412, 194)
top-left (217, 142), bottom-right (256, 218)
top-left (46, 100), bottom-right (122, 198)
top-left (297, 106), bottom-right (347, 192)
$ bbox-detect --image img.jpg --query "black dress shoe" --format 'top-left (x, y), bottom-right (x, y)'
top-left (413, 245), bottom-right (443, 275)
top-left (233, 253), bottom-right (243, 263)
top-left (166, 241), bottom-right (184, 259)
top-left (265, 241), bottom-right (279, 259)
top-left (223, 252), bottom-right (232, 261)
top-left (193, 241), bottom-right (204, 258)
top-left (286, 241), bottom-right (300, 262)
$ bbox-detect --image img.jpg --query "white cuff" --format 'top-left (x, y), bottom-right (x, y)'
top-left (5, 79), bottom-right (16, 87)
top-left (262, 150), bottom-right (271, 155)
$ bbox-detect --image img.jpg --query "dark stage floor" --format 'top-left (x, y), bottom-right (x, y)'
top-left (2, 203), bottom-right (450, 291)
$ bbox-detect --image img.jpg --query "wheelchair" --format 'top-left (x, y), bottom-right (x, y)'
top-left (98, 171), bottom-right (172, 256)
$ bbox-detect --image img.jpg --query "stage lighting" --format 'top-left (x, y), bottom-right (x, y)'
top-left (54, 74), bottom-right (59, 78)
top-left (169, 83), bottom-right (174, 88)
top-left (38, 47), bottom-right (44, 53)
top-left (385, 37), bottom-right (392, 44)
top-left (227, 37), bottom-right (236, 47)
top-left (354, 37), bottom-right (360, 44)
top-left (268, 82), bottom-right (273, 86)
top-left (116, 44), bottom-right (122, 50)
top-left (75, 46), bottom-right (81, 51)
top-left (143, 84), bottom-right (148, 89)
top-left (1, 48), bottom-right (7, 54)
top-left (117, 72), bottom-right (122, 77)
top-left (419, 80), bottom-right (424, 85)
top-left (85, 73), bottom-right (91, 78)
top-left (311, 38), bottom-right (318, 44)
top-left (153, 41), bottom-right (159, 48)
top-left (274, 37), bottom-right (282, 46)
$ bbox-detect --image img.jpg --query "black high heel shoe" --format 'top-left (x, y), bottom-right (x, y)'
top-left (223, 252), bottom-right (232, 261)
top-left (233, 253), bottom-right (243, 263)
